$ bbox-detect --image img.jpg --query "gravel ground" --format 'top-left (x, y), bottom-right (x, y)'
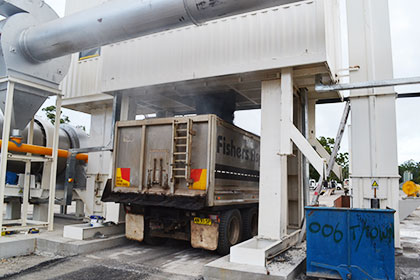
top-left (0, 253), bottom-right (63, 279)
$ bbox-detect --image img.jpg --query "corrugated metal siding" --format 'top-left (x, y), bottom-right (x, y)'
top-left (61, 0), bottom-right (107, 100)
top-left (62, 0), bottom-right (342, 102)
top-left (324, 0), bottom-right (345, 80)
top-left (61, 54), bottom-right (103, 99)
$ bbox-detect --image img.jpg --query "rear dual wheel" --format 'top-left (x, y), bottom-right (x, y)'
top-left (217, 209), bottom-right (242, 255)
top-left (242, 207), bottom-right (258, 240)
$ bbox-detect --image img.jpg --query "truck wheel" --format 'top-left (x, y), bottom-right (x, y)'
top-left (242, 207), bottom-right (258, 240)
top-left (217, 209), bottom-right (242, 255)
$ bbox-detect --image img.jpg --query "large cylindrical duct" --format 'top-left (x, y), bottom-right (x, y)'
top-left (19, 0), bottom-right (302, 62)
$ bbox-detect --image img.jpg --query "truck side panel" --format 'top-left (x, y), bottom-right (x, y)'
top-left (213, 120), bottom-right (260, 206)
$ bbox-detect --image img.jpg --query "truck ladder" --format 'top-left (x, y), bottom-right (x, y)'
top-left (170, 118), bottom-right (194, 192)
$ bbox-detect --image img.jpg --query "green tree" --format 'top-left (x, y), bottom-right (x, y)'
top-left (399, 160), bottom-right (420, 184)
top-left (42, 105), bottom-right (70, 125)
top-left (309, 136), bottom-right (349, 182)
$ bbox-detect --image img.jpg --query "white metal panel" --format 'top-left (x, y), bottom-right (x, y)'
top-left (62, 0), bottom-right (344, 107)
top-left (87, 106), bottom-right (113, 174)
top-left (323, 0), bottom-right (345, 80)
top-left (101, 1), bottom-right (326, 92)
top-left (61, 0), bottom-right (107, 104)
top-left (61, 54), bottom-right (103, 99)
top-left (346, 0), bottom-right (394, 96)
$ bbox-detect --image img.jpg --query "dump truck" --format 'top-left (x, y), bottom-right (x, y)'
top-left (103, 114), bottom-right (260, 254)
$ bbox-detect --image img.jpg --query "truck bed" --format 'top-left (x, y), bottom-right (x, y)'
top-left (105, 114), bottom-right (260, 210)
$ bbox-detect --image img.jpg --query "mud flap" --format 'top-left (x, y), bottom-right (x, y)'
top-left (190, 221), bottom-right (219, 251)
top-left (126, 213), bottom-right (144, 242)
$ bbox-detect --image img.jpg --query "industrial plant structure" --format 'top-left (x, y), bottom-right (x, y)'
top-left (0, 0), bottom-right (414, 279)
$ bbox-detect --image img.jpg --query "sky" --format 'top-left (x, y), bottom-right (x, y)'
top-left (43, 0), bottom-right (420, 164)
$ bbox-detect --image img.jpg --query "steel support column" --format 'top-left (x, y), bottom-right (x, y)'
top-left (258, 72), bottom-right (293, 240)
top-left (22, 118), bottom-right (34, 226)
top-left (346, 0), bottom-right (400, 247)
top-left (230, 68), bottom-right (326, 267)
top-left (47, 95), bottom-right (62, 231)
top-left (0, 81), bottom-right (15, 234)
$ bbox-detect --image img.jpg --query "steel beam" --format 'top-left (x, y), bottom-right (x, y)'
top-left (0, 81), bottom-right (15, 235)
top-left (21, 118), bottom-right (34, 226)
top-left (258, 76), bottom-right (290, 241)
top-left (315, 76), bottom-right (420, 92)
top-left (47, 95), bottom-right (62, 231)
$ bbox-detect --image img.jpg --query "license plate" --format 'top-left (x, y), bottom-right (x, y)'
top-left (194, 217), bottom-right (212, 225)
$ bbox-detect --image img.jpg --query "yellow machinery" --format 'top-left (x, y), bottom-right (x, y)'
top-left (402, 181), bottom-right (420, 197)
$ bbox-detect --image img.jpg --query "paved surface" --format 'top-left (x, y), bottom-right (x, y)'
top-left (1, 196), bottom-right (420, 279)
top-left (1, 240), bottom-right (219, 280)
top-left (1, 228), bottom-right (419, 279)
top-left (397, 207), bottom-right (420, 280)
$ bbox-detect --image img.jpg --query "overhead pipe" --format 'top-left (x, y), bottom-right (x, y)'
top-left (315, 76), bottom-right (420, 92)
top-left (314, 92), bottom-right (420, 105)
top-left (19, 0), bottom-right (303, 62)
top-left (0, 139), bottom-right (89, 162)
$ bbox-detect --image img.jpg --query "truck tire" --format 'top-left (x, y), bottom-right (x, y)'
top-left (242, 207), bottom-right (258, 240)
top-left (217, 209), bottom-right (242, 255)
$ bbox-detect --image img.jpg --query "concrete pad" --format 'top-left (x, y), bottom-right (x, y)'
top-left (230, 238), bottom-right (281, 267)
top-left (0, 237), bottom-right (36, 259)
top-left (204, 246), bottom-right (306, 280)
top-left (1, 219), bottom-right (128, 259)
top-left (205, 256), bottom-right (273, 280)
top-left (63, 223), bottom-right (125, 240)
top-left (36, 234), bottom-right (130, 256)
top-left (0, 234), bottom-right (129, 259)
top-left (230, 231), bottom-right (300, 267)
top-left (399, 198), bottom-right (420, 221)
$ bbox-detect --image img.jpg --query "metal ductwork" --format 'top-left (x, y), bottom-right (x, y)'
top-left (0, 0), bottom-right (302, 131)
top-left (19, 0), bottom-right (302, 62)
